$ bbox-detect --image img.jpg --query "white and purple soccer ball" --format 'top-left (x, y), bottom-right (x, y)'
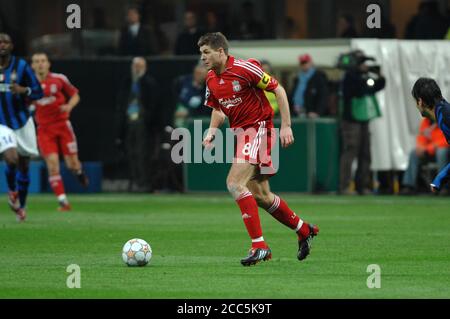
top-left (122, 238), bottom-right (152, 266)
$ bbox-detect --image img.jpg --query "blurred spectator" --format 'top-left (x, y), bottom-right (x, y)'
top-left (291, 54), bottom-right (329, 118)
top-left (401, 118), bottom-right (450, 195)
top-left (284, 17), bottom-right (301, 39)
top-left (118, 6), bottom-right (159, 56)
top-left (92, 7), bottom-right (107, 29)
top-left (232, 1), bottom-right (264, 40)
top-left (174, 11), bottom-right (204, 55)
top-left (405, 0), bottom-right (448, 39)
top-left (339, 51), bottom-right (386, 195)
top-left (115, 57), bottom-right (159, 192)
top-left (337, 14), bottom-right (359, 38)
top-left (174, 63), bottom-right (210, 127)
top-left (205, 11), bottom-right (230, 36)
top-left (0, 14), bottom-right (26, 56)
top-left (260, 60), bottom-right (279, 116)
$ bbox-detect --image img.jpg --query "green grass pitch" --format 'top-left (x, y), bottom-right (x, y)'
top-left (0, 193), bottom-right (449, 298)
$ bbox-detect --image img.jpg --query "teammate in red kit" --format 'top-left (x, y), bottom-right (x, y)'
top-left (31, 52), bottom-right (88, 211)
top-left (198, 33), bottom-right (319, 266)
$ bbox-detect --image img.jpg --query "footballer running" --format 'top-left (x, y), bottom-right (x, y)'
top-left (31, 52), bottom-right (89, 211)
top-left (198, 32), bottom-right (319, 266)
top-left (0, 33), bottom-right (43, 222)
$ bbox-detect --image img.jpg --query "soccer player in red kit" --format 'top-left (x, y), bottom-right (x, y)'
top-left (31, 52), bottom-right (88, 211)
top-left (198, 33), bottom-right (319, 266)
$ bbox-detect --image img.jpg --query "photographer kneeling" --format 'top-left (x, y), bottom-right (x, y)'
top-left (339, 50), bottom-right (386, 195)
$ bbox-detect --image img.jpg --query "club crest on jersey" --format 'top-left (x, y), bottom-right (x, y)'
top-left (232, 80), bottom-right (241, 92)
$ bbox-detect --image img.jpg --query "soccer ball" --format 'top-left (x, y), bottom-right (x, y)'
top-left (122, 238), bottom-right (152, 266)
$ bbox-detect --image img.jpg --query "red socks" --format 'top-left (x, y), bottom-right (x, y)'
top-left (267, 195), bottom-right (310, 239)
top-left (236, 191), bottom-right (267, 249)
top-left (235, 192), bottom-right (310, 247)
top-left (49, 175), bottom-right (67, 202)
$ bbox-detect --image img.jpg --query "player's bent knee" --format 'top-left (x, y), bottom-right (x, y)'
top-left (46, 161), bottom-right (60, 176)
top-left (3, 149), bottom-right (19, 166)
top-left (4, 155), bottom-right (19, 167)
top-left (226, 181), bottom-right (246, 198)
top-left (5, 159), bottom-right (18, 168)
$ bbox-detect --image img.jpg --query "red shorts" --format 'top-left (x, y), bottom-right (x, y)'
top-left (234, 120), bottom-right (277, 175)
top-left (37, 120), bottom-right (78, 157)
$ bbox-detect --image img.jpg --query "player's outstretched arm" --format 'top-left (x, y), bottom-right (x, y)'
top-left (203, 108), bottom-right (226, 149)
top-left (273, 85), bottom-right (294, 148)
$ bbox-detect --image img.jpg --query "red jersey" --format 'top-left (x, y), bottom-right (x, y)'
top-left (204, 56), bottom-right (278, 129)
top-left (34, 72), bottom-right (79, 126)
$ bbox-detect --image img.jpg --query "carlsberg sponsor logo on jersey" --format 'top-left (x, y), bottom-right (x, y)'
top-left (218, 96), bottom-right (243, 109)
top-left (37, 96), bottom-right (57, 105)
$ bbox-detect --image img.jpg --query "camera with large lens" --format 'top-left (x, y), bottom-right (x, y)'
top-left (367, 65), bottom-right (381, 75)
top-left (337, 50), bottom-right (381, 74)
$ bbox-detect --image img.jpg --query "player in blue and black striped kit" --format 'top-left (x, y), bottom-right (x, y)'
top-left (0, 33), bottom-right (43, 221)
top-left (412, 78), bottom-right (450, 194)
